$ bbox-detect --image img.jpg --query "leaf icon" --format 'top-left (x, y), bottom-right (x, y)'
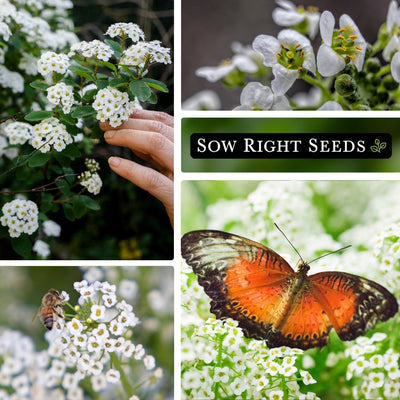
top-left (380, 142), bottom-right (387, 150)
top-left (371, 145), bottom-right (379, 153)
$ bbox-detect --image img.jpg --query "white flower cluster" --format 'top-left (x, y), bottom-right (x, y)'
top-left (92, 86), bottom-right (136, 127)
top-left (46, 82), bottom-right (74, 113)
top-left (0, 199), bottom-right (39, 237)
top-left (43, 219), bottom-right (61, 237)
top-left (30, 117), bottom-right (73, 153)
top-left (44, 280), bottom-right (161, 396)
top-left (4, 121), bottom-right (32, 145)
top-left (0, 65), bottom-right (24, 93)
top-left (37, 51), bottom-right (70, 77)
top-left (106, 22), bottom-right (145, 42)
top-left (181, 315), bottom-right (319, 399)
top-left (33, 239), bottom-right (50, 258)
top-left (68, 40), bottom-right (114, 62)
top-left (121, 40), bottom-right (172, 66)
top-left (78, 158), bottom-right (102, 195)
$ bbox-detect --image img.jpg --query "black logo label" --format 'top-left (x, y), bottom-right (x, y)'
top-left (190, 133), bottom-right (391, 159)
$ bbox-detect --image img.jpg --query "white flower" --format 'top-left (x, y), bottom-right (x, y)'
top-left (182, 90), bottom-right (221, 110)
top-left (68, 40), bottom-right (113, 61)
top-left (317, 11), bottom-right (366, 77)
top-left (368, 371), bottom-right (385, 389)
top-left (269, 389), bottom-right (284, 400)
top-left (90, 305), bottom-right (106, 321)
top-left (300, 370), bottom-right (317, 385)
top-left (46, 82), bottom-right (74, 113)
top-left (272, 0), bottom-right (320, 39)
top-left (105, 369), bottom-right (120, 383)
top-left (67, 318), bottom-right (85, 336)
top-left (143, 355), bottom-right (156, 370)
top-left (234, 82), bottom-right (291, 110)
top-left (43, 220), bottom-right (61, 237)
top-left (253, 29), bottom-right (315, 95)
top-left (106, 22), bottom-right (145, 42)
top-left (383, 1), bottom-right (400, 61)
top-left (391, 51), bottom-right (400, 82)
top-left (120, 40), bottom-right (171, 66)
top-left (4, 122), bottom-right (32, 145)
top-left (0, 199), bottom-right (39, 238)
top-left (38, 51), bottom-right (70, 77)
top-left (318, 101), bottom-right (343, 110)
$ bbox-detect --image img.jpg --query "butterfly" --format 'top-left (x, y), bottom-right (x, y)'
top-left (181, 229), bottom-right (399, 350)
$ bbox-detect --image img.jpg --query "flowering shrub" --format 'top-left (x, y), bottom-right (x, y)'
top-left (181, 181), bottom-right (400, 399)
top-left (0, 265), bottom-right (174, 399)
top-left (185, 0), bottom-right (400, 110)
top-left (0, 0), bottom-right (172, 259)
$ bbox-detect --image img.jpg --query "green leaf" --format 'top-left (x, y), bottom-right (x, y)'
top-left (30, 80), bottom-right (51, 91)
top-left (81, 195), bottom-right (100, 210)
top-left (142, 78), bottom-right (169, 93)
top-left (105, 39), bottom-right (122, 58)
top-left (82, 89), bottom-right (98, 103)
top-left (25, 110), bottom-right (53, 121)
top-left (28, 151), bottom-right (52, 167)
top-left (71, 105), bottom-right (96, 119)
top-left (100, 61), bottom-right (117, 73)
top-left (59, 112), bottom-right (77, 126)
top-left (129, 80), bottom-right (152, 101)
top-left (69, 64), bottom-right (93, 73)
top-left (73, 196), bottom-right (87, 219)
top-left (62, 144), bottom-right (81, 159)
top-left (11, 235), bottom-right (32, 258)
top-left (54, 152), bottom-right (71, 168)
top-left (63, 203), bottom-right (75, 221)
top-left (146, 91), bottom-right (158, 104)
top-left (109, 77), bottom-right (129, 88)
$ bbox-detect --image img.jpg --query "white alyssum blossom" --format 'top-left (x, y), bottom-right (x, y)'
top-left (78, 158), bottom-right (102, 195)
top-left (234, 82), bottom-right (291, 110)
top-left (120, 40), bottom-right (172, 66)
top-left (4, 121), bottom-right (32, 145)
top-left (33, 239), bottom-right (50, 258)
top-left (383, 1), bottom-right (400, 61)
top-left (46, 82), bottom-right (74, 113)
top-left (92, 86), bottom-right (136, 127)
top-left (253, 29), bottom-right (316, 95)
top-left (196, 41), bottom-right (259, 83)
top-left (30, 118), bottom-right (73, 153)
top-left (106, 22), bottom-right (145, 42)
top-left (0, 199), bottom-right (39, 237)
top-left (272, 0), bottom-right (320, 39)
top-left (391, 51), bottom-right (400, 83)
top-left (43, 220), bottom-right (61, 237)
top-left (37, 51), bottom-right (70, 77)
top-left (317, 11), bottom-right (366, 77)
top-left (182, 90), bottom-right (221, 110)
top-left (68, 40), bottom-right (113, 61)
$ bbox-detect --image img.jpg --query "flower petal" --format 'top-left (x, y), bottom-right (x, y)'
top-left (318, 101), bottom-right (343, 110)
top-left (272, 9), bottom-right (304, 26)
top-left (320, 10), bottom-right (335, 45)
top-left (232, 54), bottom-right (258, 73)
top-left (195, 64), bottom-right (235, 82)
top-left (252, 35), bottom-right (280, 67)
top-left (271, 64), bottom-right (299, 95)
top-left (383, 35), bottom-right (400, 61)
top-left (239, 82), bottom-right (274, 109)
top-left (386, 1), bottom-right (398, 32)
top-left (391, 51), bottom-right (400, 83)
top-left (317, 44), bottom-right (345, 77)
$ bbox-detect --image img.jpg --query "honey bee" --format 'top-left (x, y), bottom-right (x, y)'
top-left (32, 289), bottom-right (65, 330)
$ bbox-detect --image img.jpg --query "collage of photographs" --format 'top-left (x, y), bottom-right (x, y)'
top-left (0, 0), bottom-right (400, 399)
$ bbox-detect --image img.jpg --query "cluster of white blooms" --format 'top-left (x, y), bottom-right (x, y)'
top-left (106, 22), bottom-right (145, 42)
top-left (33, 239), bottom-right (51, 258)
top-left (43, 219), bottom-right (61, 237)
top-left (0, 199), bottom-right (39, 237)
top-left (37, 51), bottom-right (70, 77)
top-left (30, 117), bottom-right (73, 153)
top-left (44, 280), bottom-right (162, 397)
top-left (92, 86), bottom-right (136, 127)
top-left (78, 158), bottom-right (102, 195)
top-left (0, 65), bottom-right (24, 93)
top-left (68, 40), bottom-right (113, 61)
top-left (3, 121), bottom-right (32, 145)
top-left (121, 40), bottom-right (172, 66)
top-left (0, 330), bottom-right (65, 399)
top-left (46, 82), bottom-right (74, 113)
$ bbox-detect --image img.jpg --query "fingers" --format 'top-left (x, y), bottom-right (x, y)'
top-left (108, 156), bottom-right (174, 226)
top-left (100, 110), bottom-right (174, 142)
top-left (104, 129), bottom-right (174, 172)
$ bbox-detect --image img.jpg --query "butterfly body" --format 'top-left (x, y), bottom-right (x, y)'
top-left (182, 230), bottom-right (398, 350)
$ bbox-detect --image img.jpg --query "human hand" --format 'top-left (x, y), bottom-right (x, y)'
top-left (101, 109), bottom-right (174, 226)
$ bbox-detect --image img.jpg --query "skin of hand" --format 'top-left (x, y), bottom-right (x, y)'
top-left (100, 109), bottom-right (174, 227)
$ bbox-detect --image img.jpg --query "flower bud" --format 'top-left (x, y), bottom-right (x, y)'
top-left (334, 74), bottom-right (357, 97)
top-left (370, 75), bottom-right (381, 87)
top-left (383, 75), bottom-right (399, 91)
top-left (354, 103), bottom-right (370, 111)
top-left (365, 57), bottom-right (381, 73)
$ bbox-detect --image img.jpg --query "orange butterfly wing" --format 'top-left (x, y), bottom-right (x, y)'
top-left (309, 271), bottom-right (398, 341)
top-left (181, 230), bottom-right (399, 349)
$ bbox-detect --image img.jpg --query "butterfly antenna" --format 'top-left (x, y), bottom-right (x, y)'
top-left (308, 244), bottom-right (352, 265)
top-left (274, 223), bottom-right (306, 265)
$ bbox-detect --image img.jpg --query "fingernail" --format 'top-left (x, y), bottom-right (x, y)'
top-left (104, 131), bottom-right (115, 140)
top-left (108, 156), bottom-right (121, 167)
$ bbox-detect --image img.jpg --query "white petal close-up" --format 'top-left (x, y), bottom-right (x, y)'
top-left (390, 51), bottom-right (400, 82)
top-left (317, 44), bottom-right (346, 77)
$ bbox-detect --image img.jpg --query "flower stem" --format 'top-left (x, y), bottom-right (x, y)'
top-left (301, 72), bottom-right (334, 101)
top-left (110, 352), bottom-right (134, 398)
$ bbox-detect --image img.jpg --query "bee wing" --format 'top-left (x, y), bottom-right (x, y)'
top-left (32, 305), bottom-right (42, 324)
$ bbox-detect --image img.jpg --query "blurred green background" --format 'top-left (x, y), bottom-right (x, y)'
top-left (182, 118), bottom-right (400, 172)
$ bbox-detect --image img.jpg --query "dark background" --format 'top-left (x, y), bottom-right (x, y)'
top-left (181, 0), bottom-right (391, 109)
